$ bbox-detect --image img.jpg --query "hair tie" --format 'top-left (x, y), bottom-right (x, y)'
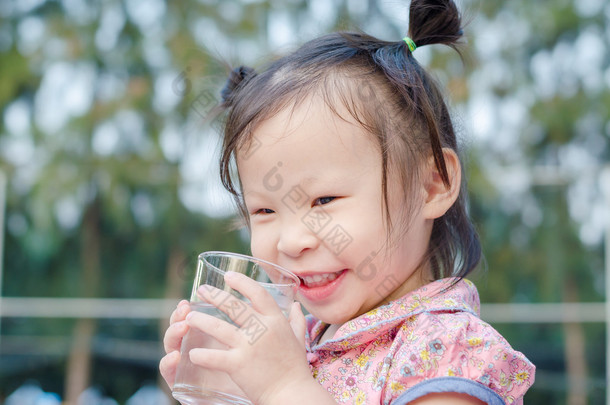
top-left (402, 36), bottom-right (417, 53)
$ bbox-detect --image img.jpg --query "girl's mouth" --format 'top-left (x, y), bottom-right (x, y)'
top-left (297, 270), bottom-right (347, 302)
top-left (300, 270), bottom-right (345, 288)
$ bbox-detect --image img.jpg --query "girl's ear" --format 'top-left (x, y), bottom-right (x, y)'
top-left (422, 148), bottom-right (461, 220)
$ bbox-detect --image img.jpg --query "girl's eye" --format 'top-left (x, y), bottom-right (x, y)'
top-left (253, 208), bottom-right (275, 215)
top-left (314, 196), bottom-right (336, 206)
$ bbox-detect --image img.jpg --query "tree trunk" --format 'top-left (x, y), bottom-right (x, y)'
top-left (64, 200), bottom-right (101, 404)
top-left (563, 279), bottom-right (588, 405)
top-left (64, 318), bottom-right (95, 404)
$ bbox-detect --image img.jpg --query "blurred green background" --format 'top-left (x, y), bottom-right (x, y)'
top-left (0, 0), bottom-right (608, 404)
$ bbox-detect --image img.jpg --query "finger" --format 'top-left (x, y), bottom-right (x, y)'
top-left (163, 320), bottom-right (189, 354)
top-left (189, 347), bottom-right (234, 373)
top-left (288, 302), bottom-right (306, 348)
top-left (197, 285), bottom-right (258, 327)
top-left (159, 350), bottom-right (181, 388)
top-left (223, 271), bottom-right (281, 314)
top-left (197, 284), bottom-right (234, 306)
top-left (169, 300), bottom-right (191, 324)
top-left (186, 310), bottom-right (242, 347)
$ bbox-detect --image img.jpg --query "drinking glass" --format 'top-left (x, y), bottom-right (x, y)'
top-left (172, 251), bottom-right (300, 405)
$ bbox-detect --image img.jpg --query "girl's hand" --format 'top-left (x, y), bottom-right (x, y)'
top-left (159, 300), bottom-right (191, 388)
top-left (186, 271), bottom-right (312, 404)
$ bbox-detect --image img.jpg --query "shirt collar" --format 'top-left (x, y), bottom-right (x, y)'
top-left (306, 277), bottom-right (480, 352)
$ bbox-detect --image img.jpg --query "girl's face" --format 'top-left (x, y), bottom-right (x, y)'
top-left (236, 97), bottom-right (435, 325)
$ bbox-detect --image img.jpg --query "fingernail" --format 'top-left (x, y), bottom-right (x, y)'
top-left (224, 271), bottom-right (238, 280)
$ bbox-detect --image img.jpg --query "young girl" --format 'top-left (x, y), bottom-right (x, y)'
top-left (160, 0), bottom-right (535, 404)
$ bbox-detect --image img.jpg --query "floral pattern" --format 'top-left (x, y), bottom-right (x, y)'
top-left (305, 278), bottom-right (535, 404)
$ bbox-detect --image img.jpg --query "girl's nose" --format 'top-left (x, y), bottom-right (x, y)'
top-left (276, 219), bottom-right (321, 258)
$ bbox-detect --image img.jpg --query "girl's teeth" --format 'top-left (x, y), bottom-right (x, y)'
top-left (302, 271), bottom-right (342, 287)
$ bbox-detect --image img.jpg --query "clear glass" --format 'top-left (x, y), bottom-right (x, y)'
top-left (172, 251), bottom-right (300, 405)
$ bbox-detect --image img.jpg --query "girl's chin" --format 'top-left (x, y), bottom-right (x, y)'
top-left (300, 305), bottom-right (356, 326)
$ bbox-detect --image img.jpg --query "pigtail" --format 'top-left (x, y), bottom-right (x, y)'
top-left (402, 0), bottom-right (480, 281)
top-left (218, 65), bottom-right (257, 225)
top-left (399, 0), bottom-right (465, 190)
top-left (220, 65), bottom-right (257, 107)
top-left (408, 0), bottom-right (463, 51)
top-left (372, 0), bottom-right (477, 280)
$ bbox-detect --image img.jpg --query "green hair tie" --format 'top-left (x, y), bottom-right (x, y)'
top-left (403, 36), bottom-right (417, 53)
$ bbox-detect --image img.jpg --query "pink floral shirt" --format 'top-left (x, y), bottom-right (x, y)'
top-left (305, 278), bottom-right (535, 404)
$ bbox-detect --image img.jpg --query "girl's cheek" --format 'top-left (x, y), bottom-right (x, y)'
top-left (249, 228), bottom-right (267, 257)
top-left (250, 242), bottom-right (262, 258)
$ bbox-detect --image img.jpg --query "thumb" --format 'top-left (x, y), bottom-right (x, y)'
top-left (288, 301), bottom-right (306, 348)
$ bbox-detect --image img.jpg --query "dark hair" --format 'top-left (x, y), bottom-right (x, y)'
top-left (218, 0), bottom-right (481, 281)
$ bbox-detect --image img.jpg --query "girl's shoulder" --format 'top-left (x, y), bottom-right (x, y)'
top-left (387, 283), bottom-right (535, 404)
top-left (304, 278), bottom-right (535, 403)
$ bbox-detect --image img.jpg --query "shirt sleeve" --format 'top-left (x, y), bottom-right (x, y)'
top-left (383, 311), bottom-right (535, 404)
top-left (392, 377), bottom-right (506, 405)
